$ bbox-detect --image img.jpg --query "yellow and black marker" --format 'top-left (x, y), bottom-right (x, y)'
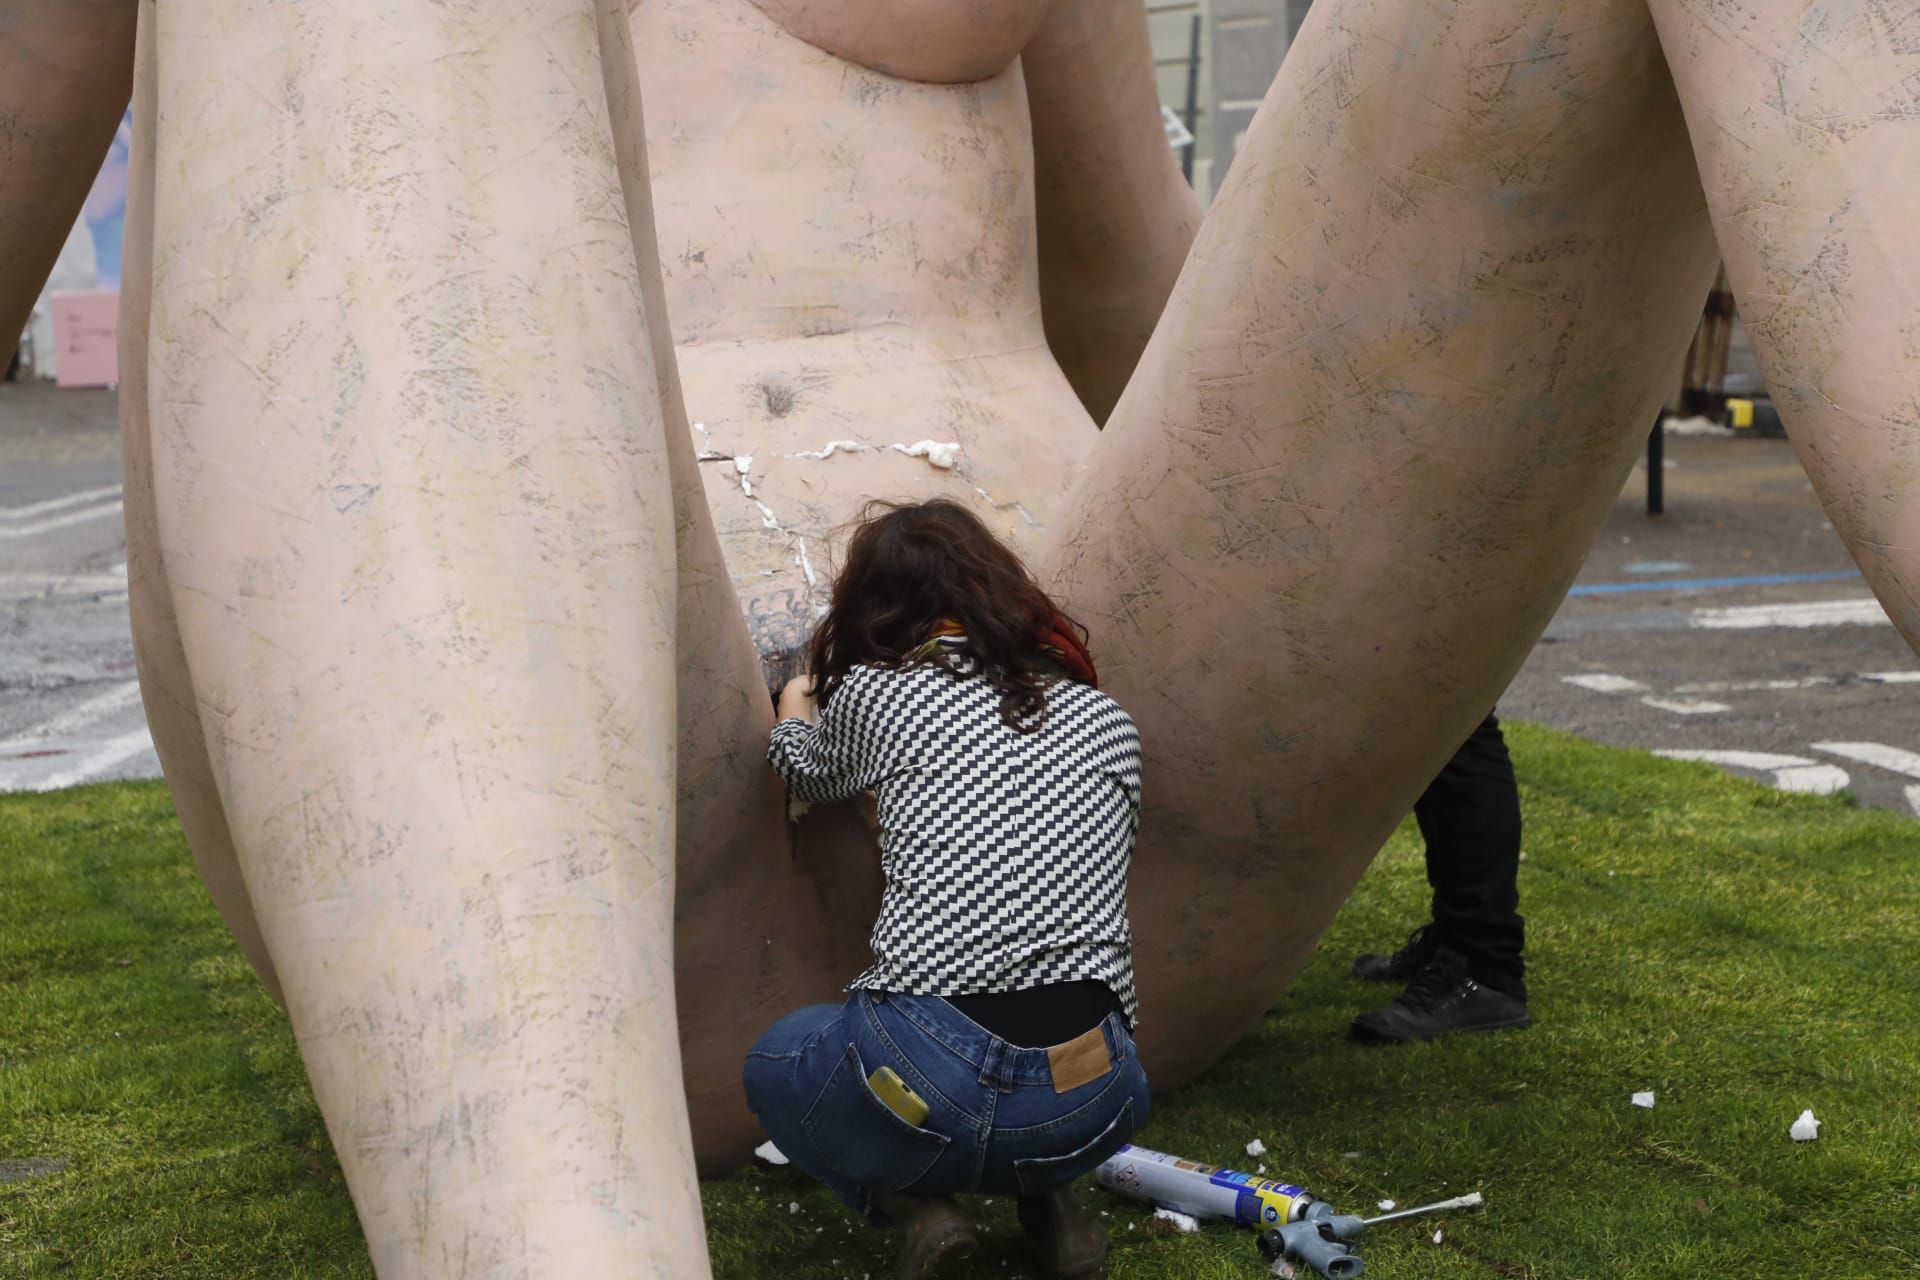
top-left (1723, 396), bottom-right (1785, 437)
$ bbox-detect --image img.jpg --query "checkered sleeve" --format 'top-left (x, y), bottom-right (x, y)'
top-left (766, 673), bottom-right (872, 805)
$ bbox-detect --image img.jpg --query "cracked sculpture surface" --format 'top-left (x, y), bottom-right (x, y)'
top-left (5, 0), bottom-right (1918, 1273)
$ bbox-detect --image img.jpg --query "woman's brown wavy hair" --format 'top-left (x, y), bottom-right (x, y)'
top-left (807, 499), bottom-right (1087, 732)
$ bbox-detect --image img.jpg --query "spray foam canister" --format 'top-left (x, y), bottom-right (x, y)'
top-left (1093, 1143), bottom-right (1318, 1230)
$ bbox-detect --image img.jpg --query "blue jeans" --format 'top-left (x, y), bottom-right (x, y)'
top-left (743, 990), bottom-right (1149, 1216)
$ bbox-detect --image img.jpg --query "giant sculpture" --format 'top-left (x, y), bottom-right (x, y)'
top-left (4, 0), bottom-right (1916, 1273)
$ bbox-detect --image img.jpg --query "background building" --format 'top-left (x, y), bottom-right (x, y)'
top-left (1144, 0), bottom-right (1307, 204)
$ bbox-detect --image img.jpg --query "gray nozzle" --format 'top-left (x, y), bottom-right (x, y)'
top-left (1320, 1253), bottom-right (1363, 1278)
top-left (1262, 1221), bottom-right (1365, 1279)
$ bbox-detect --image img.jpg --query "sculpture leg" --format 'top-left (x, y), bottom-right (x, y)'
top-left (0, 1), bottom-right (137, 347)
top-left (1650, 0), bottom-right (1920, 649)
top-left (142, 2), bottom-right (706, 1273)
top-left (118, 2), bottom-right (283, 1006)
top-left (1041, 0), bottom-right (1721, 1086)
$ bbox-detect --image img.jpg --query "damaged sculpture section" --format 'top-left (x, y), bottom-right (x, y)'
top-left (689, 418), bottom-right (1009, 684)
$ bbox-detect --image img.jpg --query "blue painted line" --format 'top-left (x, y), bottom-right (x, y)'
top-left (1568, 569), bottom-right (1862, 597)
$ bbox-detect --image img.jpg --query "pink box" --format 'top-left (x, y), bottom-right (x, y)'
top-left (50, 291), bottom-right (120, 389)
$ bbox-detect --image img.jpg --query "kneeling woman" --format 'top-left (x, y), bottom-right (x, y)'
top-left (747, 500), bottom-right (1148, 1280)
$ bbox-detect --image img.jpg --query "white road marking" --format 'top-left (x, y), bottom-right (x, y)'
top-left (1810, 741), bottom-right (1920, 781)
top-left (0, 681), bottom-right (144, 748)
top-left (0, 500), bottom-right (125, 540)
top-left (1562, 674), bottom-right (1648, 693)
top-left (0, 563), bottom-right (130, 601)
top-left (1862, 671), bottom-right (1920, 684)
top-left (0, 657), bottom-right (138, 690)
top-left (29, 727), bottom-right (156, 792)
top-left (0, 484), bottom-right (123, 520)
top-left (1689, 598), bottom-right (1891, 629)
top-left (1673, 676), bottom-right (1836, 694)
top-left (1640, 696), bottom-right (1731, 715)
top-left (1654, 749), bottom-right (1851, 795)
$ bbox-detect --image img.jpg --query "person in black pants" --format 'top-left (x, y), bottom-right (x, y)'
top-left (1349, 711), bottom-right (1531, 1043)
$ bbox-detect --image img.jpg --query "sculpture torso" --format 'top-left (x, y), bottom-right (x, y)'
top-left (634, 0), bottom-right (1096, 678)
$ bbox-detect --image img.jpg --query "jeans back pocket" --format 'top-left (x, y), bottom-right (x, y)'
top-left (1010, 1096), bottom-right (1137, 1196)
top-left (802, 1042), bottom-right (952, 1193)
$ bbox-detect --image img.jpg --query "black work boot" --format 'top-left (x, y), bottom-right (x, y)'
top-left (1017, 1185), bottom-right (1108, 1278)
top-left (1350, 923), bottom-right (1440, 983)
top-left (871, 1188), bottom-right (977, 1280)
top-left (1350, 947), bottom-right (1529, 1044)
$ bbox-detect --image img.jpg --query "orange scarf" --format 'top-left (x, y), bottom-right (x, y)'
top-left (911, 616), bottom-right (1098, 688)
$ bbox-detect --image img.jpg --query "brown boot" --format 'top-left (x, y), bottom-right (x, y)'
top-left (871, 1188), bottom-right (977, 1280)
top-left (1017, 1186), bottom-right (1108, 1279)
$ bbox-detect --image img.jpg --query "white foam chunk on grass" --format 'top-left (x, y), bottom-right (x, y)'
top-left (1632, 1091), bottom-right (1656, 1108)
top-left (1791, 1109), bottom-right (1821, 1142)
top-left (1154, 1209), bottom-right (1202, 1234)
top-left (755, 1141), bottom-right (789, 1166)
top-left (1245, 1138), bottom-right (1267, 1158)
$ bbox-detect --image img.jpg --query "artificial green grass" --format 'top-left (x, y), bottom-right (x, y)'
top-left (2, 722), bottom-right (1916, 1278)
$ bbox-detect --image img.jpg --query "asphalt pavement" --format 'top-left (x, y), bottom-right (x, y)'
top-left (1504, 429), bottom-right (1920, 818)
top-left (3, 381), bottom-right (1917, 818)
top-left (0, 382), bottom-right (154, 793)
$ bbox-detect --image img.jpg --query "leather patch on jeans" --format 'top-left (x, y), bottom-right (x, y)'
top-left (1047, 1026), bottom-right (1113, 1094)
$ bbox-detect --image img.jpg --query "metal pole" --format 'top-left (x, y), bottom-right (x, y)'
top-left (1647, 417), bottom-right (1665, 516)
top-left (1358, 1192), bottom-right (1485, 1229)
top-left (1182, 13), bottom-right (1201, 184)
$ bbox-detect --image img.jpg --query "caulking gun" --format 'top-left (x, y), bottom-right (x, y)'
top-left (1093, 1143), bottom-right (1483, 1278)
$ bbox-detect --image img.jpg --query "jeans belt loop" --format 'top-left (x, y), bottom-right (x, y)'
top-left (977, 1034), bottom-right (1014, 1094)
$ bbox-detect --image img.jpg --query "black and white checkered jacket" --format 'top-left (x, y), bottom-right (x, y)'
top-left (769, 643), bottom-right (1142, 1028)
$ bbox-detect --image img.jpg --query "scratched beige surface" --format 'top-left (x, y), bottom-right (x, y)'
top-left (0, 0), bottom-right (1905, 1274)
top-left (1043, 0), bottom-right (1722, 1089)
top-left (143, 2), bottom-right (708, 1275)
top-left (638, 0), bottom-right (1091, 676)
top-left (748, 0), bottom-right (1054, 83)
top-left (118, 1), bottom-right (283, 1008)
top-left (1651, 0), bottom-right (1920, 642)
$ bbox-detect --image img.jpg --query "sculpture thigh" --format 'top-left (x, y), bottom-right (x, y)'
top-left (137, 2), bottom-right (709, 1275)
top-left (119, 4), bottom-right (283, 1005)
top-left (1650, 0), bottom-right (1920, 647)
top-left (1043, 0), bottom-right (1722, 1086)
